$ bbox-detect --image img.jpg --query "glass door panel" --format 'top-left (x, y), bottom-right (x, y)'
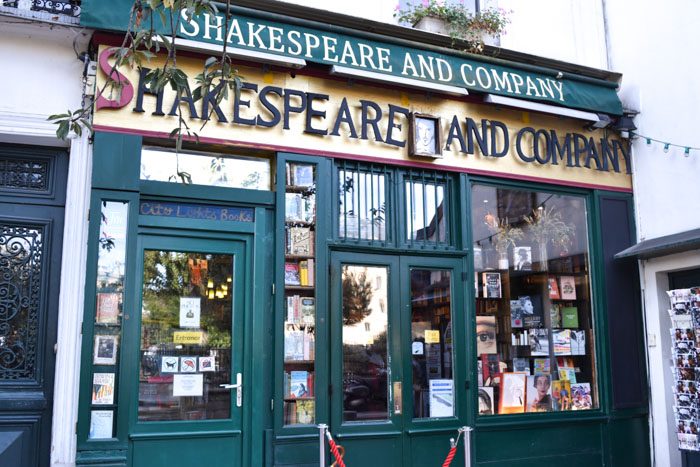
top-left (410, 268), bottom-right (454, 419)
top-left (138, 250), bottom-right (234, 422)
top-left (341, 265), bottom-right (389, 422)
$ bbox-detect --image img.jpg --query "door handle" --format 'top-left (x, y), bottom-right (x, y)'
top-left (220, 372), bottom-right (242, 407)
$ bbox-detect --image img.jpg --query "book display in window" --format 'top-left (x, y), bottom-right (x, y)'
top-left (471, 185), bottom-right (598, 415)
top-left (667, 287), bottom-right (700, 451)
top-left (283, 162), bottom-right (317, 425)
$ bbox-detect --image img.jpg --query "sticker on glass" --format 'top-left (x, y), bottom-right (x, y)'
top-left (180, 357), bottom-right (197, 373)
top-left (162, 356), bottom-right (179, 373)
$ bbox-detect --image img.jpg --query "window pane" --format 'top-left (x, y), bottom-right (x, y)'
top-left (471, 185), bottom-right (597, 415)
top-left (411, 269), bottom-right (454, 418)
top-left (342, 265), bottom-right (388, 421)
top-left (139, 250), bottom-right (233, 421)
top-left (405, 180), bottom-right (446, 244)
top-left (140, 147), bottom-right (270, 190)
top-left (338, 166), bottom-right (387, 241)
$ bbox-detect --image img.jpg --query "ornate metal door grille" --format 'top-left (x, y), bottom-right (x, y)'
top-left (0, 157), bottom-right (49, 192)
top-left (0, 224), bottom-right (43, 380)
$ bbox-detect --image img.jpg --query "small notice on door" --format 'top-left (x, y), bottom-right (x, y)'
top-left (173, 331), bottom-right (203, 344)
top-left (429, 379), bottom-right (454, 418)
top-left (425, 329), bottom-right (440, 344)
top-left (179, 297), bottom-right (201, 328)
top-left (173, 374), bottom-right (204, 397)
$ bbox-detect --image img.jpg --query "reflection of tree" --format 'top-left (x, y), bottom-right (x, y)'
top-left (342, 270), bottom-right (373, 325)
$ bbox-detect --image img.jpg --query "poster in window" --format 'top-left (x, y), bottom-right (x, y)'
top-left (429, 379), bottom-right (454, 417)
top-left (179, 297), bottom-right (201, 328)
top-left (93, 335), bottom-right (118, 365)
top-left (96, 292), bottom-right (120, 324)
top-left (89, 410), bottom-right (113, 439)
top-left (92, 373), bottom-right (115, 405)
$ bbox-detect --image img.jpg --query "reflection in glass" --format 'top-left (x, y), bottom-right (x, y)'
top-left (342, 265), bottom-right (388, 421)
top-left (411, 269), bottom-right (454, 418)
top-left (140, 147), bottom-right (271, 190)
top-left (138, 250), bottom-right (233, 421)
top-left (338, 167), bottom-right (387, 241)
top-left (405, 181), bottom-right (446, 243)
top-left (95, 201), bottom-right (128, 325)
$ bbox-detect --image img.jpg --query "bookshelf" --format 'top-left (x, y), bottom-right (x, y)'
top-left (282, 161), bottom-right (317, 426)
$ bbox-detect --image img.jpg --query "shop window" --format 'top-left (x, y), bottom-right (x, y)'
top-left (337, 162), bottom-right (389, 243)
top-left (404, 171), bottom-right (451, 247)
top-left (140, 147), bottom-right (271, 190)
top-left (471, 184), bottom-right (598, 415)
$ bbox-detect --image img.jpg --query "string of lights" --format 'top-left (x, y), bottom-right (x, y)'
top-left (632, 132), bottom-right (700, 156)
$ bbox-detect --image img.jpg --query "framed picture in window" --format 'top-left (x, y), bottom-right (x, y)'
top-left (409, 113), bottom-right (442, 158)
top-left (93, 335), bottom-right (118, 365)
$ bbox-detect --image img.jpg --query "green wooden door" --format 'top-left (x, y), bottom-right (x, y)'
top-left (127, 234), bottom-right (249, 466)
top-left (330, 252), bottom-right (469, 466)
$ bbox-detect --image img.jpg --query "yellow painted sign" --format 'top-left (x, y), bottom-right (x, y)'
top-left (425, 330), bottom-right (440, 344)
top-left (173, 331), bottom-right (203, 345)
top-left (93, 45), bottom-right (632, 191)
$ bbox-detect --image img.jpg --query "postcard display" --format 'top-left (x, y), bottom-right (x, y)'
top-left (89, 201), bottom-right (129, 439)
top-left (668, 287), bottom-right (700, 451)
top-left (283, 162), bottom-right (317, 425)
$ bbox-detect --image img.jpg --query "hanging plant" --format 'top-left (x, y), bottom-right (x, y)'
top-left (485, 213), bottom-right (523, 257)
top-left (524, 206), bottom-right (575, 267)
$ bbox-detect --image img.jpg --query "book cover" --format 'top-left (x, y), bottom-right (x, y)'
top-left (285, 193), bottom-right (303, 221)
top-left (291, 164), bottom-right (314, 187)
top-left (284, 330), bottom-right (305, 361)
top-left (570, 330), bottom-right (586, 355)
top-left (533, 358), bottom-right (550, 375)
top-left (476, 315), bottom-right (497, 355)
top-left (552, 380), bottom-right (572, 411)
top-left (289, 227), bottom-right (314, 256)
top-left (96, 292), bottom-right (120, 324)
top-left (556, 357), bottom-right (575, 368)
top-left (529, 328), bottom-right (549, 356)
top-left (301, 297), bottom-right (315, 325)
top-left (559, 276), bottom-right (577, 300)
top-left (307, 259), bottom-right (315, 286)
top-left (299, 260), bottom-right (309, 286)
top-left (499, 372), bottom-right (527, 414)
top-left (557, 367), bottom-right (577, 384)
top-left (92, 373), bottom-right (115, 405)
top-left (550, 304), bottom-right (562, 328)
top-left (477, 360), bottom-right (483, 387)
top-left (553, 329), bottom-right (572, 356)
top-left (289, 371), bottom-right (310, 398)
top-left (513, 246), bottom-right (532, 271)
top-left (482, 272), bottom-right (502, 298)
top-left (512, 357), bottom-right (530, 375)
top-left (520, 295), bottom-right (544, 328)
top-left (570, 383), bottom-right (592, 410)
top-left (284, 262), bottom-right (301, 286)
top-left (526, 374), bottom-right (552, 412)
top-left (510, 300), bottom-right (524, 328)
top-left (481, 353), bottom-right (500, 386)
top-left (478, 386), bottom-right (494, 415)
top-left (296, 399), bottom-right (315, 424)
top-left (561, 306), bottom-right (579, 328)
top-left (548, 277), bottom-right (561, 299)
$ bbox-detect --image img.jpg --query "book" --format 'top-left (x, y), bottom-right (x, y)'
top-left (478, 386), bottom-right (494, 415)
top-left (482, 272), bottom-right (502, 298)
top-left (557, 367), bottom-right (577, 384)
top-left (301, 297), bottom-right (315, 325)
top-left (284, 262), bottom-right (301, 286)
top-left (299, 260), bottom-right (309, 286)
top-left (570, 383), bottom-right (592, 410)
top-left (284, 330), bottom-right (305, 361)
top-left (570, 330), bottom-right (586, 355)
top-left (513, 246), bottom-right (532, 271)
top-left (550, 304), bottom-right (562, 328)
top-left (526, 375), bottom-right (552, 412)
top-left (499, 372), bottom-right (527, 414)
top-left (290, 371), bottom-right (310, 398)
top-left (529, 328), bottom-right (549, 356)
top-left (96, 292), bottom-right (120, 324)
top-left (296, 399), bottom-right (315, 424)
top-left (556, 357), bottom-right (575, 368)
top-left (520, 295), bottom-right (544, 328)
top-left (553, 329), bottom-right (572, 355)
top-left (92, 373), bottom-right (115, 405)
top-left (559, 276), bottom-right (577, 300)
top-left (290, 164), bottom-right (314, 187)
top-left (552, 380), bottom-right (572, 411)
top-left (303, 331), bottom-right (315, 360)
top-left (288, 227), bottom-right (314, 256)
top-left (561, 306), bottom-right (579, 328)
top-left (476, 315), bottom-right (497, 355)
top-left (477, 360), bottom-right (484, 386)
top-left (481, 353), bottom-right (500, 386)
top-left (548, 277), bottom-right (561, 299)
top-left (512, 357), bottom-right (530, 375)
top-left (534, 358), bottom-right (550, 375)
top-left (510, 300), bottom-right (524, 328)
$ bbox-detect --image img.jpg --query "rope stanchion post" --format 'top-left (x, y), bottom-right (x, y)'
top-left (462, 426), bottom-right (473, 467)
top-left (318, 424), bottom-right (327, 467)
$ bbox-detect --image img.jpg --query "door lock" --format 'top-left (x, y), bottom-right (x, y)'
top-left (393, 381), bottom-right (402, 414)
top-left (220, 372), bottom-right (242, 407)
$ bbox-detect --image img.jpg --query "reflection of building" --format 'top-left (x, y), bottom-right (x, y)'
top-left (343, 266), bottom-right (387, 346)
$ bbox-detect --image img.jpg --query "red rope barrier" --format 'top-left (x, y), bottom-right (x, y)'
top-left (442, 446), bottom-right (457, 467)
top-left (326, 432), bottom-right (346, 467)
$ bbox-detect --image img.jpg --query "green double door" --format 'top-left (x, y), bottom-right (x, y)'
top-left (330, 252), bottom-right (471, 466)
top-left (127, 233), bottom-right (250, 466)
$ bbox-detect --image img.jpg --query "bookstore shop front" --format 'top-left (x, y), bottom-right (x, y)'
top-left (76, 3), bottom-right (649, 466)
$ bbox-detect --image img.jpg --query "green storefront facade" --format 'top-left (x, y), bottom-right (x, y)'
top-left (75, 1), bottom-right (650, 466)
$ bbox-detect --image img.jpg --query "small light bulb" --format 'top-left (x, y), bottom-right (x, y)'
top-left (207, 279), bottom-right (214, 288)
top-left (685, 147), bottom-right (691, 157)
top-left (646, 138), bottom-right (652, 145)
top-left (663, 143), bottom-right (670, 153)
top-left (208, 290), bottom-right (215, 299)
top-left (227, 275), bottom-right (232, 283)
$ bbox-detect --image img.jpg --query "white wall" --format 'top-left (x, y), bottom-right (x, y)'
top-left (605, 0), bottom-right (700, 241)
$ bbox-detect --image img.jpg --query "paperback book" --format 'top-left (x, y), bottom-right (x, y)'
top-left (512, 357), bottom-right (530, 375)
top-left (529, 328), bottom-right (549, 356)
top-left (570, 330), bottom-right (586, 355)
top-left (289, 371), bottom-right (310, 398)
top-left (548, 277), bottom-right (561, 300)
top-left (552, 379), bottom-right (572, 411)
top-left (481, 354), bottom-right (500, 386)
top-left (553, 329), bottom-right (572, 356)
top-left (526, 374), bottom-right (552, 412)
top-left (520, 295), bottom-right (544, 328)
top-left (284, 262), bottom-right (301, 286)
top-left (510, 300), bottom-right (524, 328)
top-left (533, 358), bottom-right (551, 375)
top-left (499, 372), bottom-right (527, 414)
top-left (561, 306), bottom-right (579, 328)
top-left (570, 383), bottom-right (592, 410)
top-left (559, 276), bottom-right (577, 300)
top-left (482, 272), bottom-right (502, 299)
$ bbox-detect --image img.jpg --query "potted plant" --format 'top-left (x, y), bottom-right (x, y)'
top-left (485, 213), bottom-right (523, 269)
top-left (394, 1), bottom-right (511, 53)
top-left (524, 206), bottom-right (575, 270)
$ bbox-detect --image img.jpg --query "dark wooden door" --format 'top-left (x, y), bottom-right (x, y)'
top-left (671, 268), bottom-right (700, 467)
top-left (0, 144), bottom-right (67, 467)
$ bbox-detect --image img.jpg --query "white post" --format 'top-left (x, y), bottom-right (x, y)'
top-left (462, 426), bottom-right (473, 467)
top-left (318, 424), bottom-right (327, 467)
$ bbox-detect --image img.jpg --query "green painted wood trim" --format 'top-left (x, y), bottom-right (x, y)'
top-left (92, 132), bottom-right (141, 191)
top-left (138, 214), bottom-right (257, 233)
top-left (129, 430), bottom-right (242, 440)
